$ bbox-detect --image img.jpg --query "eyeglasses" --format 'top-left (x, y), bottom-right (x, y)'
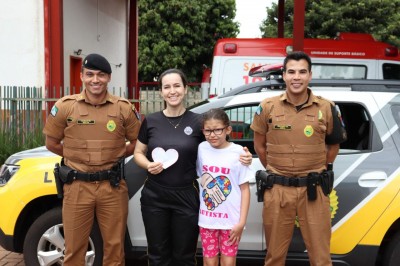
top-left (202, 127), bottom-right (227, 136)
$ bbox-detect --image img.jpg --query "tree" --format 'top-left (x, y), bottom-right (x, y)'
top-left (260, 0), bottom-right (400, 47)
top-left (138, 0), bottom-right (239, 82)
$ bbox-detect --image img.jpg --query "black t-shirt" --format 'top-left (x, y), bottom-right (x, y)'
top-left (138, 110), bottom-right (205, 187)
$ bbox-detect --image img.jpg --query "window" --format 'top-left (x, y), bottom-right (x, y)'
top-left (312, 64), bottom-right (367, 79)
top-left (383, 63), bottom-right (400, 79)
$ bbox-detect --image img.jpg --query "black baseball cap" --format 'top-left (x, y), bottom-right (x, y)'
top-left (82, 53), bottom-right (112, 74)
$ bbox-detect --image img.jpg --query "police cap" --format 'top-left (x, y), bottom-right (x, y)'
top-left (82, 53), bottom-right (112, 74)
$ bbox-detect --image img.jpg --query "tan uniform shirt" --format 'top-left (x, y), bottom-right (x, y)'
top-left (251, 89), bottom-right (337, 177)
top-left (43, 90), bottom-right (141, 172)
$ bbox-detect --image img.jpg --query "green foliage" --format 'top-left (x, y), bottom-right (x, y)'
top-left (138, 0), bottom-right (239, 82)
top-left (261, 0), bottom-right (400, 47)
top-left (0, 127), bottom-right (44, 165)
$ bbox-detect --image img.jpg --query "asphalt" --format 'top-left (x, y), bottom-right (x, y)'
top-left (0, 246), bottom-right (24, 266)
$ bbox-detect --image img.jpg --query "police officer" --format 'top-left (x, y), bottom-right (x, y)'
top-left (43, 53), bottom-right (141, 266)
top-left (251, 51), bottom-right (346, 266)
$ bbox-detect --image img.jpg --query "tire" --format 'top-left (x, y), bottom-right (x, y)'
top-left (23, 207), bottom-right (103, 266)
top-left (382, 231), bottom-right (400, 266)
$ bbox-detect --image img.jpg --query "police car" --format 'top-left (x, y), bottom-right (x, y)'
top-left (1, 78), bottom-right (400, 266)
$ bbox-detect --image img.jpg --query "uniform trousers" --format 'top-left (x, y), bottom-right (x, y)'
top-left (141, 178), bottom-right (200, 266)
top-left (263, 184), bottom-right (332, 266)
top-left (63, 179), bottom-right (129, 266)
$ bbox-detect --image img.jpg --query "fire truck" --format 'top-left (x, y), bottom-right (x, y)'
top-left (201, 32), bottom-right (400, 99)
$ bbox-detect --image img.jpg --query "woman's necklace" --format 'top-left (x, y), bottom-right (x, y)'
top-left (165, 110), bottom-right (185, 128)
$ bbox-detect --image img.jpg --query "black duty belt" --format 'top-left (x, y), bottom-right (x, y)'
top-left (271, 175), bottom-right (308, 187)
top-left (74, 170), bottom-right (112, 182)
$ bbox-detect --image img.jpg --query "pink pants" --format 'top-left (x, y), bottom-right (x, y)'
top-left (200, 227), bottom-right (239, 257)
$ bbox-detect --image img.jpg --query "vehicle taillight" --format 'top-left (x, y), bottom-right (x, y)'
top-left (385, 46), bottom-right (398, 57)
top-left (223, 43), bottom-right (237, 53)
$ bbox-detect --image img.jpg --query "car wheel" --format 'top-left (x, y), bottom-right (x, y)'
top-left (382, 231), bottom-right (400, 266)
top-left (23, 207), bottom-right (103, 266)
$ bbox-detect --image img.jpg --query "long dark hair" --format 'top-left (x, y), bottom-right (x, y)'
top-left (158, 68), bottom-right (188, 88)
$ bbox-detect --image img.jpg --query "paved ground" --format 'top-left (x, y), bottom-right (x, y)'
top-left (0, 246), bottom-right (24, 266)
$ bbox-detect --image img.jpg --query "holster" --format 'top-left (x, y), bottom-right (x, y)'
top-left (53, 163), bottom-right (63, 199)
top-left (109, 157), bottom-right (125, 188)
top-left (320, 170), bottom-right (334, 196)
top-left (255, 170), bottom-right (274, 202)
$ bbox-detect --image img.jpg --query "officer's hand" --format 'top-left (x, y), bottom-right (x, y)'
top-left (239, 146), bottom-right (252, 166)
top-left (147, 161), bottom-right (163, 175)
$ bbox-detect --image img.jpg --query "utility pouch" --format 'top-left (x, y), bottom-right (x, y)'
top-left (58, 165), bottom-right (75, 184)
top-left (255, 170), bottom-right (273, 202)
top-left (53, 163), bottom-right (63, 199)
top-left (320, 170), bottom-right (334, 196)
top-left (307, 173), bottom-right (318, 201)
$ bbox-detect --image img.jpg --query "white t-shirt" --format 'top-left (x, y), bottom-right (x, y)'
top-left (196, 141), bottom-right (253, 230)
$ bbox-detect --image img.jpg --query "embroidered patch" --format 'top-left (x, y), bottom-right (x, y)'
top-left (77, 120), bottom-right (95, 125)
top-left (107, 120), bottom-right (116, 131)
top-left (132, 106), bottom-right (141, 120)
top-left (335, 105), bottom-right (345, 127)
top-left (273, 125), bottom-right (292, 130)
top-left (50, 106), bottom-right (58, 117)
top-left (256, 105), bottom-right (263, 115)
top-left (304, 125), bottom-right (314, 137)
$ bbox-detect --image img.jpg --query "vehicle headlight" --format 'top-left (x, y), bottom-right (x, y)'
top-left (0, 164), bottom-right (20, 186)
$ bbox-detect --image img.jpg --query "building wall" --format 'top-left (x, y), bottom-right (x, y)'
top-left (0, 0), bottom-right (128, 95)
top-left (64, 0), bottom-right (128, 93)
top-left (0, 0), bottom-right (45, 87)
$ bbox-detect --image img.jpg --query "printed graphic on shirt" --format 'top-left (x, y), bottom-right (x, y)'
top-left (201, 172), bottom-right (231, 211)
top-left (184, 126), bottom-right (193, 135)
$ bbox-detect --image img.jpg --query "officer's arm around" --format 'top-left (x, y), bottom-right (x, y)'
top-left (326, 143), bottom-right (340, 166)
top-left (253, 131), bottom-right (267, 169)
top-left (45, 135), bottom-right (63, 157)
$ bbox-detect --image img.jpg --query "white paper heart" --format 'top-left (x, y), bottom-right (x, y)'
top-left (151, 147), bottom-right (179, 169)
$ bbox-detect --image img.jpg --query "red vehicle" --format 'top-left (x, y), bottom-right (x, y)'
top-left (202, 32), bottom-right (400, 98)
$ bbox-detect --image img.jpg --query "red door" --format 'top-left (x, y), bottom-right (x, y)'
top-left (70, 56), bottom-right (82, 94)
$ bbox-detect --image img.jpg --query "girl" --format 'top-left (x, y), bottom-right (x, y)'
top-left (197, 108), bottom-right (252, 266)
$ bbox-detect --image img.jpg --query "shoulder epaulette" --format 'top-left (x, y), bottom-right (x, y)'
top-left (61, 94), bottom-right (79, 102)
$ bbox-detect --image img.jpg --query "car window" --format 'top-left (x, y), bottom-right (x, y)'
top-left (224, 102), bottom-right (379, 156)
top-left (312, 64), bottom-right (367, 79)
top-left (383, 63), bottom-right (400, 79)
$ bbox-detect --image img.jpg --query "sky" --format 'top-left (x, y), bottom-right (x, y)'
top-left (235, 0), bottom-right (277, 38)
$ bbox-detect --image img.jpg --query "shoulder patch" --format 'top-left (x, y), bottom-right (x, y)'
top-left (132, 105), bottom-right (141, 120)
top-left (50, 105), bottom-right (58, 117)
top-left (255, 105), bottom-right (263, 115)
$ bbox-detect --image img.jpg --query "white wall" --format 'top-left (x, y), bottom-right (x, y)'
top-left (0, 0), bottom-right (45, 87)
top-left (63, 0), bottom-right (128, 94)
top-left (0, 0), bottom-right (128, 96)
